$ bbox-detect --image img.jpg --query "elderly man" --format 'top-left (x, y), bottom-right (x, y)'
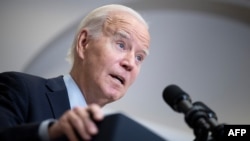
top-left (0, 4), bottom-right (150, 141)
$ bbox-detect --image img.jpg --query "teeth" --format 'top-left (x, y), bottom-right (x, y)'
top-left (115, 76), bottom-right (123, 84)
top-left (111, 75), bottom-right (124, 84)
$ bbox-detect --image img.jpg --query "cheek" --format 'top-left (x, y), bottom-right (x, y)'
top-left (128, 68), bottom-right (140, 85)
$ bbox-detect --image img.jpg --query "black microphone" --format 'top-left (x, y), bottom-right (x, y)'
top-left (162, 84), bottom-right (193, 114)
top-left (162, 84), bottom-right (225, 141)
top-left (162, 84), bottom-right (210, 128)
top-left (162, 84), bottom-right (210, 141)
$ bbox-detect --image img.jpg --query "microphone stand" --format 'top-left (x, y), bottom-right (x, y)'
top-left (184, 102), bottom-right (224, 141)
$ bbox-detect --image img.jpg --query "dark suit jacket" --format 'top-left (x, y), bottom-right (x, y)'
top-left (0, 71), bottom-right (71, 141)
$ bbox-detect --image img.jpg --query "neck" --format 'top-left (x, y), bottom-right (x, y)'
top-left (70, 67), bottom-right (108, 107)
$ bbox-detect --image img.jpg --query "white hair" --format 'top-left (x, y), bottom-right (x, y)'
top-left (66, 4), bottom-right (149, 64)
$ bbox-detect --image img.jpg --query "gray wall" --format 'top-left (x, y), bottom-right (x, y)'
top-left (1, 0), bottom-right (250, 140)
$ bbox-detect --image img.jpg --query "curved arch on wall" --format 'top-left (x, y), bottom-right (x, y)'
top-left (23, 19), bottom-right (79, 77)
top-left (23, 0), bottom-right (250, 78)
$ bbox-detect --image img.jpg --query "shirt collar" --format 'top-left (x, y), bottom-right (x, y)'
top-left (63, 74), bottom-right (87, 109)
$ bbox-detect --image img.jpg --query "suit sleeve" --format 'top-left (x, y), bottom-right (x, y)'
top-left (0, 72), bottom-right (41, 141)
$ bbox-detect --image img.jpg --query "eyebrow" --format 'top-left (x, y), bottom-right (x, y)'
top-left (114, 30), bottom-right (149, 56)
top-left (114, 30), bottom-right (131, 40)
top-left (143, 49), bottom-right (149, 56)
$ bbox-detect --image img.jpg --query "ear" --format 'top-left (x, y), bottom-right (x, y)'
top-left (76, 29), bottom-right (89, 60)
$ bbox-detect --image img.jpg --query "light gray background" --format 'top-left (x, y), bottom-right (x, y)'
top-left (1, 0), bottom-right (250, 140)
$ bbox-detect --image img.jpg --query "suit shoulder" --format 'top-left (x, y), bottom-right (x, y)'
top-left (0, 71), bottom-right (64, 88)
top-left (0, 71), bottom-right (45, 81)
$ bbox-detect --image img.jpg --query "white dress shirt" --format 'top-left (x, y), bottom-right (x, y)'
top-left (63, 74), bottom-right (87, 109)
top-left (39, 74), bottom-right (87, 141)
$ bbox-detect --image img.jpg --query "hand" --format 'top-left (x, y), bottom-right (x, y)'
top-left (48, 103), bottom-right (104, 141)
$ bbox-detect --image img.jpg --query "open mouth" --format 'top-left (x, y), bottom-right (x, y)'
top-left (110, 74), bottom-right (125, 85)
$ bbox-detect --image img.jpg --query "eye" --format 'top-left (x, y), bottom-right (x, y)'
top-left (135, 54), bottom-right (144, 63)
top-left (117, 42), bottom-right (125, 50)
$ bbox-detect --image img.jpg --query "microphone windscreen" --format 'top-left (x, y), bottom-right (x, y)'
top-left (162, 84), bottom-right (191, 111)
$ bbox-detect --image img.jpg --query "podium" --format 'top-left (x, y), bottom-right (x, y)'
top-left (91, 113), bottom-right (167, 141)
top-left (54, 113), bottom-right (167, 141)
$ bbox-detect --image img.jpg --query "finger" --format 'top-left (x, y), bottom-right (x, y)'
top-left (68, 108), bottom-right (92, 140)
top-left (73, 107), bottom-right (97, 136)
top-left (59, 112), bottom-right (80, 141)
top-left (88, 103), bottom-right (104, 121)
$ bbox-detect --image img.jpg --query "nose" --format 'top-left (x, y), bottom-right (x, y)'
top-left (120, 53), bottom-right (135, 71)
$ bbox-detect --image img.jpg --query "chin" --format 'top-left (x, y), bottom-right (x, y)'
top-left (101, 84), bottom-right (125, 101)
top-left (105, 90), bottom-right (124, 101)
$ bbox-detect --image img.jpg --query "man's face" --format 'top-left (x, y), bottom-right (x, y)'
top-left (80, 11), bottom-right (150, 105)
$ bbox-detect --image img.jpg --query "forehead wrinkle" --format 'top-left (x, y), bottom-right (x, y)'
top-left (114, 30), bottom-right (130, 40)
top-left (104, 11), bottom-right (150, 54)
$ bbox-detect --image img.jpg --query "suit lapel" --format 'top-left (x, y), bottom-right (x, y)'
top-left (45, 76), bottom-right (71, 119)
